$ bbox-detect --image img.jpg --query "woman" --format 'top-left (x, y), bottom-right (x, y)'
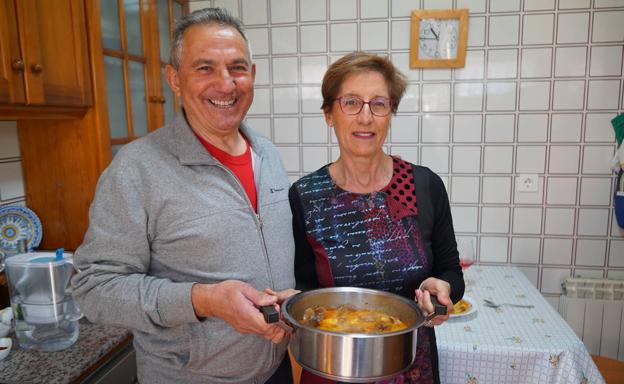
top-left (288, 52), bottom-right (464, 384)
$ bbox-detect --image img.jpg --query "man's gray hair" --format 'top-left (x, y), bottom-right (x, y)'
top-left (170, 7), bottom-right (251, 69)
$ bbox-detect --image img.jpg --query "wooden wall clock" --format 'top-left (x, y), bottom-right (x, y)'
top-left (410, 9), bottom-right (469, 68)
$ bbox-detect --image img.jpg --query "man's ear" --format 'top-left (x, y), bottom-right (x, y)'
top-left (165, 64), bottom-right (181, 96)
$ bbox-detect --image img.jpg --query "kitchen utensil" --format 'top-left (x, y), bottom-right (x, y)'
top-left (482, 298), bottom-right (534, 309)
top-left (278, 287), bottom-right (446, 383)
top-left (3, 251), bottom-right (82, 351)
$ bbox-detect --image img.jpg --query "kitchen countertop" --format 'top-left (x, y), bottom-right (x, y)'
top-left (0, 318), bottom-right (131, 384)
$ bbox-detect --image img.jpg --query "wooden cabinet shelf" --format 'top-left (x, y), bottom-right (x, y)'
top-left (0, 0), bottom-right (92, 119)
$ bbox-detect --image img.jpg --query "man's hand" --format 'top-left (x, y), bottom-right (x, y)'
top-left (415, 277), bottom-right (452, 326)
top-left (191, 280), bottom-right (289, 343)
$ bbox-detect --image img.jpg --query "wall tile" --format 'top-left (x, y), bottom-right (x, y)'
top-left (421, 146), bottom-right (449, 173)
top-left (519, 81), bottom-right (551, 111)
top-left (246, 117), bottom-right (271, 138)
top-left (452, 146), bottom-right (481, 173)
top-left (514, 176), bottom-right (545, 204)
top-left (556, 12), bottom-right (590, 44)
top-left (549, 146), bottom-right (580, 174)
top-left (361, 21), bottom-right (388, 51)
top-left (485, 114), bottom-right (515, 142)
top-left (467, 17), bottom-right (486, 47)
top-left (391, 53), bottom-right (419, 81)
top-left (273, 87), bottom-right (299, 113)
top-left (480, 237), bottom-right (509, 263)
top-left (589, 46), bottom-right (623, 76)
top-left (330, 0), bottom-right (356, 20)
top-left (541, 268), bottom-right (571, 294)
top-left (546, 177), bottom-right (577, 205)
top-left (513, 207), bottom-right (542, 235)
top-left (516, 146), bottom-right (546, 173)
top-left (451, 206), bottom-right (479, 232)
top-left (544, 207), bottom-right (575, 235)
top-left (609, 240), bottom-right (624, 267)
top-left (391, 21), bottom-right (410, 50)
top-left (422, 84), bottom-right (451, 112)
top-left (454, 83), bottom-right (483, 111)
top-left (483, 146), bottom-right (513, 173)
top-left (587, 79), bottom-right (621, 110)
top-left (271, 26), bottom-right (297, 54)
top-left (481, 206), bottom-right (510, 233)
top-left (582, 145), bottom-right (613, 175)
top-left (214, 0), bottom-right (239, 17)
top-left (453, 115), bottom-right (482, 143)
top-left (422, 114), bottom-right (450, 142)
top-left (577, 208), bottom-right (610, 236)
top-left (391, 115), bottom-right (419, 143)
top-left (455, 50), bottom-right (485, 80)
top-left (487, 49), bottom-right (518, 79)
top-left (586, 113), bottom-right (618, 142)
top-left (482, 176), bottom-right (512, 204)
top-left (330, 23), bottom-right (357, 51)
top-left (424, 0), bottom-right (452, 8)
top-left (277, 146), bottom-right (300, 172)
top-left (518, 114), bottom-right (548, 142)
top-left (554, 46), bottom-right (587, 77)
top-left (551, 114), bottom-right (582, 142)
top-left (520, 48), bottom-right (553, 78)
top-left (522, 14), bottom-right (554, 45)
top-left (398, 84), bottom-right (420, 112)
top-left (511, 237), bottom-right (541, 263)
top-left (0, 162), bottom-right (24, 200)
top-left (300, 0), bottom-right (326, 22)
top-left (594, 0), bottom-right (624, 7)
top-left (361, 0), bottom-right (388, 19)
top-left (246, 28), bottom-right (270, 55)
top-left (451, 176), bottom-right (480, 203)
top-left (576, 239), bottom-right (607, 266)
top-left (248, 88), bottom-right (271, 114)
top-left (390, 0), bottom-right (413, 17)
top-left (592, 11), bottom-right (624, 42)
top-left (302, 146), bottom-right (328, 172)
top-left (272, 57), bottom-right (298, 84)
top-left (254, 58), bottom-right (270, 85)
top-left (300, 56), bottom-right (327, 84)
top-left (300, 25), bottom-right (327, 53)
top-left (302, 117), bottom-right (328, 143)
top-left (486, 82), bottom-right (517, 111)
top-left (270, 0), bottom-right (296, 23)
top-left (458, 0), bottom-right (486, 13)
top-left (559, 0), bottom-right (590, 9)
top-left (242, 0), bottom-right (267, 24)
top-left (553, 80), bottom-right (585, 110)
top-left (273, 117), bottom-right (299, 143)
top-left (489, 15), bottom-right (520, 46)
top-left (543, 238), bottom-right (573, 265)
top-left (490, 0), bottom-right (520, 12)
top-left (579, 177), bottom-right (611, 205)
top-left (389, 146), bottom-right (419, 164)
top-left (0, 122), bottom-right (20, 158)
top-left (524, 0), bottom-right (555, 11)
top-left (301, 85), bottom-right (323, 113)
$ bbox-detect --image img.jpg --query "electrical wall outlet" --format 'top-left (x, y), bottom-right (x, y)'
top-left (517, 174), bottom-right (538, 192)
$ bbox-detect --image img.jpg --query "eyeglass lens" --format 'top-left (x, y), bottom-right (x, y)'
top-left (338, 96), bottom-right (391, 116)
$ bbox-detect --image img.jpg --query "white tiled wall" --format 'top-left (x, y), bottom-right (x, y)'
top-left (0, 121), bottom-right (25, 208)
top-left (190, 0), bottom-right (624, 297)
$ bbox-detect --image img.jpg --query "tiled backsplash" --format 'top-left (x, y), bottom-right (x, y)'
top-left (190, 0), bottom-right (624, 299)
top-left (0, 121), bottom-right (25, 207)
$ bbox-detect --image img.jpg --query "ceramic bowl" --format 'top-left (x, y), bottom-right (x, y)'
top-left (0, 338), bottom-right (11, 361)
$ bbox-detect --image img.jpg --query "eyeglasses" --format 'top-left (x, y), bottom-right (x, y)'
top-left (335, 95), bottom-right (392, 117)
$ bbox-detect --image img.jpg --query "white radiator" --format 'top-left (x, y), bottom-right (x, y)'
top-left (558, 278), bottom-right (624, 361)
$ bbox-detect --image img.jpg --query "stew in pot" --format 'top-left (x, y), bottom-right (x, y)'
top-left (301, 305), bottom-right (408, 334)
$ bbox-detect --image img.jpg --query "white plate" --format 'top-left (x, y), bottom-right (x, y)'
top-left (449, 295), bottom-right (476, 318)
top-left (0, 205), bottom-right (42, 255)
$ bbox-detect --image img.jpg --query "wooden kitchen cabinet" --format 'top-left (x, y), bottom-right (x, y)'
top-left (0, 0), bottom-right (92, 118)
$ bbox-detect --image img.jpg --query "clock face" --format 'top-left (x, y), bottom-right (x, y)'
top-left (418, 18), bottom-right (459, 60)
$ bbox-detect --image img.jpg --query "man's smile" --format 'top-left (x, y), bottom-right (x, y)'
top-left (208, 97), bottom-right (237, 108)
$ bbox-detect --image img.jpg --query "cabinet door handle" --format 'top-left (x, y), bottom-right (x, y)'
top-left (31, 63), bottom-right (44, 74)
top-left (159, 96), bottom-right (166, 104)
top-left (149, 96), bottom-right (167, 104)
top-left (11, 59), bottom-right (24, 71)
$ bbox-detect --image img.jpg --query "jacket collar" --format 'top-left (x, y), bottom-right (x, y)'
top-left (171, 113), bottom-right (264, 165)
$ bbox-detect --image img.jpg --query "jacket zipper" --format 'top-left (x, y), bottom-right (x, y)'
top-left (212, 162), bottom-right (277, 369)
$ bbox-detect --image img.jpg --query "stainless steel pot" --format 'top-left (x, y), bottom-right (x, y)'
top-left (279, 287), bottom-right (445, 383)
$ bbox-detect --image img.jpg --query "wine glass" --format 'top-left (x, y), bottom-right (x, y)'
top-left (458, 238), bottom-right (475, 270)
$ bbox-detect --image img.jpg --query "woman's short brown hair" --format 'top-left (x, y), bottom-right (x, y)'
top-left (321, 51), bottom-right (408, 114)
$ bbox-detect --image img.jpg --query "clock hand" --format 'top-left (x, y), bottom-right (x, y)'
top-left (430, 27), bottom-right (439, 40)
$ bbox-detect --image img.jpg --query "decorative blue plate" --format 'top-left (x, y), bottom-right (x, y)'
top-left (0, 205), bottom-right (43, 255)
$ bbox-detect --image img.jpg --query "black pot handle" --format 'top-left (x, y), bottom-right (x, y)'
top-left (260, 305), bottom-right (279, 323)
top-left (428, 295), bottom-right (448, 319)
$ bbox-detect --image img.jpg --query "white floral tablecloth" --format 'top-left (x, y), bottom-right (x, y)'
top-left (436, 266), bottom-right (605, 384)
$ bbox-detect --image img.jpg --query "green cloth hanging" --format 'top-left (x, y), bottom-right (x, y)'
top-left (613, 114), bottom-right (624, 147)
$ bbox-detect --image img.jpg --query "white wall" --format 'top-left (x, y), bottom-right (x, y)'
top-left (0, 121), bottom-right (25, 207)
top-left (189, 0), bottom-right (624, 301)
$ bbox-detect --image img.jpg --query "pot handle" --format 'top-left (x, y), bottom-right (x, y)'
top-left (260, 305), bottom-right (294, 333)
top-left (425, 295), bottom-right (448, 321)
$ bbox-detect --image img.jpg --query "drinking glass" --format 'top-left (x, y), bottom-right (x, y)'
top-left (458, 239), bottom-right (475, 270)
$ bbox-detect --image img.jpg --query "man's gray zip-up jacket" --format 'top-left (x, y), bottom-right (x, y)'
top-left (72, 115), bottom-right (295, 384)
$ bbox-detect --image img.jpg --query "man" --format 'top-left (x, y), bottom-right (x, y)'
top-left (72, 8), bottom-right (295, 384)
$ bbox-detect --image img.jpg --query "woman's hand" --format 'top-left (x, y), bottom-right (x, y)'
top-left (415, 277), bottom-right (452, 327)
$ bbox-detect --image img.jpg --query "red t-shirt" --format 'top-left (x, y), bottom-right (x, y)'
top-left (197, 135), bottom-right (257, 212)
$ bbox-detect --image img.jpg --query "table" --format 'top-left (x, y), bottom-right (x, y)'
top-left (436, 266), bottom-right (605, 384)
